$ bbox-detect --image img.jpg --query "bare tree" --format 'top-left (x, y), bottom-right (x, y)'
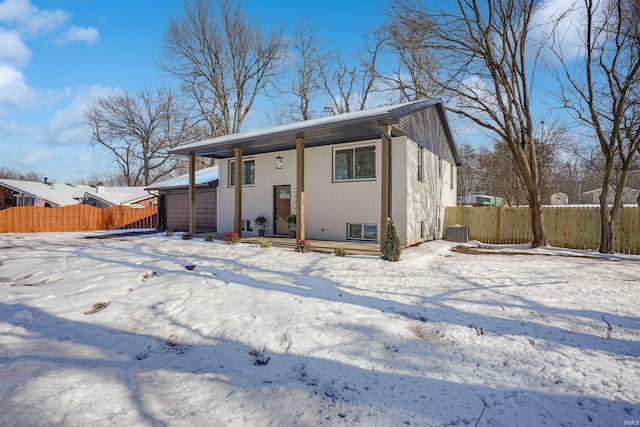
top-left (85, 87), bottom-right (193, 186)
top-left (390, 0), bottom-right (549, 247)
top-left (78, 171), bottom-right (130, 187)
top-left (378, 11), bottom-right (441, 102)
top-left (0, 167), bottom-right (45, 182)
top-left (319, 38), bottom-right (381, 114)
top-left (456, 143), bottom-right (480, 204)
top-left (553, 0), bottom-right (640, 253)
top-left (477, 142), bottom-right (528, 206)
top-left (284, 21), bottom-right (326, 121)
top-left (160, 0), bottom-right (287, 137)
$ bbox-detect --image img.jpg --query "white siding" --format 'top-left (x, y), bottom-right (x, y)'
top-left (402, 138), bottom-right (457, 246)
top-left (390, 136), bottom-right (408, 246)
top-left (218, 151), bottom-right (297, 236)
top-left (306, 140), bottom-right (381, 242)
top-left (217, 140), bottom-right (382, 242)
top-left (216, 135), bottom-right (457, 245)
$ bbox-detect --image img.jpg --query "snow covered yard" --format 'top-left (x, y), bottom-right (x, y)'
top-left (0, 232), bottom-right (638, 427)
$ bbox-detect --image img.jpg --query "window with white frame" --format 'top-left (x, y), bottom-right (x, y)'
top-left (242, 219), bottom-right (254, 233)
top-left (229, 159), bottom-right (255, 186)
top-left (334, 145), bottom-right (375, 181)
top-left (347, 223), bottom-right (377, 241)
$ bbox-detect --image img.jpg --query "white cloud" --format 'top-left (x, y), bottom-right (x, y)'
top-left (59, 26), bottom-right (99, 44)
top-left (531, 0), bottom-right (585, 63)
top-left (0, 28), bottom-right (31, 67)
top-left (0, 64), bottom-right (36, 112)
top-left (0, 0), bottom-right (99, 45)
top-left (20, 147), bottom-right (54, 165)
top-left (0, 0), bottom-right (101, 117)
top-left (43, 85), bottom-right (120, 146)
top-left (0, 0), bottom-right (69, 36)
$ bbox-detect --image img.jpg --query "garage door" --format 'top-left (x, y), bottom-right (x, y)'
top-left (164, 187), bottom-right (217, 232)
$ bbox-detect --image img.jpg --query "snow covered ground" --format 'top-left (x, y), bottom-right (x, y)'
top-left (0, 231), bottom-right (638, 426)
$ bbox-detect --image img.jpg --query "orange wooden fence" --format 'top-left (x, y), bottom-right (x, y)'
top-left (0, 205), bottom-right (158, 233)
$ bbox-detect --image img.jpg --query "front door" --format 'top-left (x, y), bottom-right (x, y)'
top-left (274, 185), bottom-right (291, 235)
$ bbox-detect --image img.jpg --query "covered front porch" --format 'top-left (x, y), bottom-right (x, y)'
top-left (197, 233), bottom-right (381, 256)
top-left (171, 105), bottom-right (405, 251)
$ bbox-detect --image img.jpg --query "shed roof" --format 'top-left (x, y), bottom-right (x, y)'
top-left (170, 99), bottom-right (461, 165)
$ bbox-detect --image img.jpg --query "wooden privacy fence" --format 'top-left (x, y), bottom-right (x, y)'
top-left (0, 205), bottom-right (158, 233)
top-left (445, 206), bottom-right (640, 255)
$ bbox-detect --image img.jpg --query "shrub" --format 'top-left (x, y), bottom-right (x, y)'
top-left (223, 231), bottom-right (240, 245)
top-left (258, 238), bottom-right (272, 248)
top-left (204, 233), bottom-right (214, 242)
top-left (286, 214), bottom-right (297, 231)
top-left (182, 232), bottom-right (194, 240)
top-left (255, 214), bottom-right (267, 230)
top-left (294, 239), bottom-right (311, 253)
top-left (381, 218), bottom-right (401, 262)
top-left (334, 245), bottom-right (349, 257)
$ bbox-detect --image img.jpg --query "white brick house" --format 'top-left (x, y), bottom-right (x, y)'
top-left (171, 99), bottom-right (461, 247)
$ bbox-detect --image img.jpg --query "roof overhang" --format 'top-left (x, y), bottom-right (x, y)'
top-left (169, 98), bottom-right (461, 166)
top-left (171, 115), bottom-right (397, 159)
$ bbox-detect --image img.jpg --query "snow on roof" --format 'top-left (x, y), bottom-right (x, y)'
top-left (145, 166), bottom-right (219, 190)
top-left (0, 179), bottom-right (157, 207)
top-left (170, 99), bottom-right (446, 157)
top-left (0, 179), bottom-right (93, 207)
top-left (84, 186), bottom-right (156, 206)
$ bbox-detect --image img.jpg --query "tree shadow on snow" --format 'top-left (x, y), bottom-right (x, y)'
top-left (1, 302), bottom-right (638, 426)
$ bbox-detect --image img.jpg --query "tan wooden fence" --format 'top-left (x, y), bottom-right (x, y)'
top-left (0, 205), bottom-right (158, 233)
top-left (445, 206), bottom-right (640, 255)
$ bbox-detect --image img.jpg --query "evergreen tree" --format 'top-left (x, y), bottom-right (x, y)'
top-left (381, 218), bottom-right (401, 262)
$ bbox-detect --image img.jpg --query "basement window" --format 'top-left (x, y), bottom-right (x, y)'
top-left (347, 223), bottom-right (377, 241)
top-left (242, 219), bottom-right (254, 233)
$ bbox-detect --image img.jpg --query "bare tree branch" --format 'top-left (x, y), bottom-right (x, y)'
top-left (160, 0), bottom-right (287, 137)
top-left (85, 87), bottom-right (194, 186)
top-left (552, 0), bottom-right (640, 253)
top-left (390, 0), bottom-right (549, 246)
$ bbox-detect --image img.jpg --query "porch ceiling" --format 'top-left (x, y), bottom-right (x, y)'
top-left (171, 114), bottom-right (400, 159)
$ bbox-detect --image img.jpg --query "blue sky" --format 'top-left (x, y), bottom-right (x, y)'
top-left (0, 0), bottom-right (577, 184)
top-left (0, 0), bottom-right (388, 183)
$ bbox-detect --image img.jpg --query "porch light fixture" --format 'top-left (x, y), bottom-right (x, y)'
top-left (275, 153), bottom-right (284, 169)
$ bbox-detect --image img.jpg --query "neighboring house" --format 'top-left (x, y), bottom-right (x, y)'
top-left (82, 183), bottom-right (157, 208)
top-left (146, 166), bottom-right (218, 232)
top-left (0, 178), bottom-right (157, 210)
top-left (581, 187), bottom-right (640, 205)
top-left (0, 179), bottom-right (92, 208)
top-left (170, 99), bottom-right (461, 247)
